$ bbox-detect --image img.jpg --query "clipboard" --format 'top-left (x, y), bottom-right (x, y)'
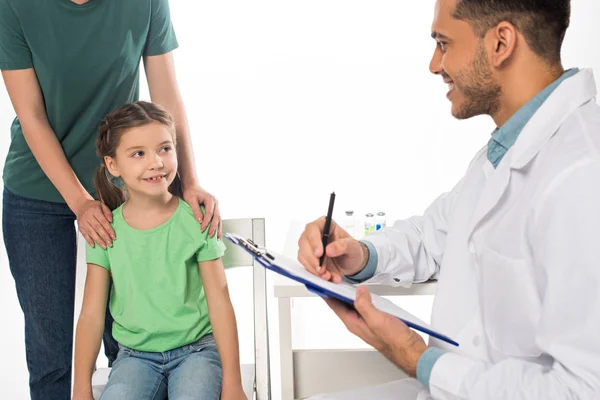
top-left (224, 232), bottom-right (459, 347)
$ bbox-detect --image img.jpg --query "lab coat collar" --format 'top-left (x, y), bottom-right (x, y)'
top-left (509, 68), bottom-right (597, 170)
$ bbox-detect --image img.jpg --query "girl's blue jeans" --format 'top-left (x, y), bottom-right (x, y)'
top-left (101, 333), bottom-right (222, 400)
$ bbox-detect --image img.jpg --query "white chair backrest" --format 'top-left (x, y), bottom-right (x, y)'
top-left (222, 218), bottom-right (270, 400)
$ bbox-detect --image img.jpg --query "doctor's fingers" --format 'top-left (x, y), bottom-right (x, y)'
top-left (354, 287), bottom-right (388, 333)
top-left (325, 237), bottom-right (357, 258)
top-left (315, 263), bottom-right (342, 283)
top-left (326, 298), bottom-right (377, 344)
top-left (298, 232), bottom-right (325, 274)
top-left (297, 251), bottom-right (320, 276)
top-left (297, 250), bottom-right (331, 278)
top-left (300, 218), bottom-right (327, 257)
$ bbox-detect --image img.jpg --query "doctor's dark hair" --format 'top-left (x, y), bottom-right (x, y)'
top-left (94, 101), bottom-right (183, 211)
top-left (453, 0), bottom-right (570, 64)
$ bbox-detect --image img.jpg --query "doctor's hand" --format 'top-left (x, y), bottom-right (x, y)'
top-left (298, 217), bottom-right (368, 283)
top-left (326, 286), bottom-right (428, 377)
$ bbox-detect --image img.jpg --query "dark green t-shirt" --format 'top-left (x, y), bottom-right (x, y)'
top-left (0, 0), bottom-right (178, 202)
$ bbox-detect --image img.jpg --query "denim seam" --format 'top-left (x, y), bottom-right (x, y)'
top-left (150, 376), bottom-right (167, 400)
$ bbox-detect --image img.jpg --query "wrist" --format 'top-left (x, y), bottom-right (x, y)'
top-left (72, 383), bottom-right (93, 396)
top-left (222, 371), bottom-right (243, 388)
top-left (403, 341), bottom-right (428, 378)
top-left (357, 241), bottom-right (369, 273)
top-left (179, 169), bottom-right (199, 189)
top-left (66, 189), bottom-right (93, 214)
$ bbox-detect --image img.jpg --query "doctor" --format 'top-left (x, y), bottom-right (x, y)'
top-left (298, 0), bottom-right (600, 399)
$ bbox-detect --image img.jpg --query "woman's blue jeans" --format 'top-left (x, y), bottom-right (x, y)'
top-left (2, 187), bottom-right (118, 400)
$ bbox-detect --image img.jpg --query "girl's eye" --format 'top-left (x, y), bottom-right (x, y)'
top-left (132, 151), bottom-right (144, 158)
top-left (160, 146), bottom-right (172, 153)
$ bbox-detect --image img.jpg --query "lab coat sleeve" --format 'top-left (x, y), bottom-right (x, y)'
top-left (427, 160), bottom-right (600, 400)
top-left (361, 180), bottom-right (462, 286)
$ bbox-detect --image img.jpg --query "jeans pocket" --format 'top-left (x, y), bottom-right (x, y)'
top-left (117, 343), bottom-right (136, 359)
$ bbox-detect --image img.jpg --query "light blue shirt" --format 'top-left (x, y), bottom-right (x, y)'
top-left (344, 68), bottom-right (580, 388)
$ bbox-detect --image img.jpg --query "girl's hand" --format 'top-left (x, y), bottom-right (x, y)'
top-left (220, 384), bottom-right (248, 400)
top-left (71, 390), bottom-right (94, 400)
top-left (72, 197), bottom-right (115, 249)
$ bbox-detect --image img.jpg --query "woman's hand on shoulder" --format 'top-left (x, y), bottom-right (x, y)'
top-left (72, 197), bottom-right (115, 249)
top-left (183, 185), bottom-right (221, 238)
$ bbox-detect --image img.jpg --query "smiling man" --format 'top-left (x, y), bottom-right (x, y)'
top-left (298, 0), bottom-right (600, 399)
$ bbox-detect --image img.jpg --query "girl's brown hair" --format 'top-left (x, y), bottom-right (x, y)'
top-left (94, 101), bottom-right (183, 210)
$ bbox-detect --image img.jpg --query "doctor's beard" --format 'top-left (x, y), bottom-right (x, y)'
top-left (450, 41), bottom-right (502, 120)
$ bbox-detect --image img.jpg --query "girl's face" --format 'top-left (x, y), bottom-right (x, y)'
top-left (105, 121), bottom-right (178, 200)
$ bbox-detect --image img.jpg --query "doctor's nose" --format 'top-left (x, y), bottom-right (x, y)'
top-left (429, 47), bottom-right (443, 76)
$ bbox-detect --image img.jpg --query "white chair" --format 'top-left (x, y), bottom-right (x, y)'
top-left (75, 218), bottom-right (271, 400)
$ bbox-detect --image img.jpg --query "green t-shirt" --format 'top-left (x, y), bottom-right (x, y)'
top-left (86, 198), bottom-right (227, 352)
top-left (0, 0), bottom-right (178, 202)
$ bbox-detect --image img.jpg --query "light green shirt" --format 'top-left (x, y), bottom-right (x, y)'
top-left (86, 198), bottom-right (226, 352)
top-left (0, 0), bottom-right (178, 202)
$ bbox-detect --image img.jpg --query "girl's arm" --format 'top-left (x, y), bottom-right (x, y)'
top-left (72, 264), bottom-right (111, 399)
top-left (199, 259), bottom-right (246, 398)
top-left (1, 70), bottom-right (115, 248)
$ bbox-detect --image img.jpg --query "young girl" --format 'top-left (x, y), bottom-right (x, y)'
top-left (72, 101), bottom-right (246, 400)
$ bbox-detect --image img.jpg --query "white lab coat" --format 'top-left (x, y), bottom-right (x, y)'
top-left (312, 69), bottom-right (600, 400)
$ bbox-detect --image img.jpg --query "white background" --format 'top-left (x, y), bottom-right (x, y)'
top-left (1, 0), bottom-right (599, 399)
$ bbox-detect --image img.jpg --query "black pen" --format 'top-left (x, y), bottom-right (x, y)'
top-left (319, 192), bottom-right (336, 267)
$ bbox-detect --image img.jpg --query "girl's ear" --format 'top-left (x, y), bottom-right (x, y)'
top-left (104, 156), bottom-right (121, 178)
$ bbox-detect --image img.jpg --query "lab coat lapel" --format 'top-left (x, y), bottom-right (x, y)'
top-left (466, 153), bottom-right (511, 240)
top-left (510, 68), bottom-right (597, 170)
top-left (466, 69), bottom-right (597, 240)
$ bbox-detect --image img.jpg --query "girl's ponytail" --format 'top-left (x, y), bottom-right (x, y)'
top-left (168, 172), bottom-right (184, 199)
top-left (94, 164), bottom-right (125, 211)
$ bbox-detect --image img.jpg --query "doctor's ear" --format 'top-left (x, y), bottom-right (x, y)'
top-left (488, 21), bottom-right (518, 68)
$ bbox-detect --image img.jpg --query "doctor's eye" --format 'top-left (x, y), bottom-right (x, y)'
top-left (437, 41), bottom-right (447, 52)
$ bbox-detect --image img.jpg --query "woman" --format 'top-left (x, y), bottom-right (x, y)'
top-left (0, 1), bottom-right (221, 399)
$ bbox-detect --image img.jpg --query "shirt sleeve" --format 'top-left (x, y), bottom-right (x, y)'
top-left (143, 0), bottom-right (179, 57)
top-left (196, 231), bottom-right (227, 263)
top-left (86, 242), bottom-right (110, 271)
top-left (416, 347), bottom-right (447, 389)
top-left (0, 1), bottom-right (33, 70)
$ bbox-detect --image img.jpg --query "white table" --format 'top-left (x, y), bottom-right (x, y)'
top-left (274, 274), bottom-right (436, 400)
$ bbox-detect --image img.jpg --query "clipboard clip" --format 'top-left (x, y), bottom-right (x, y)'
top-left (224, 233), bottom-right (275, 262)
